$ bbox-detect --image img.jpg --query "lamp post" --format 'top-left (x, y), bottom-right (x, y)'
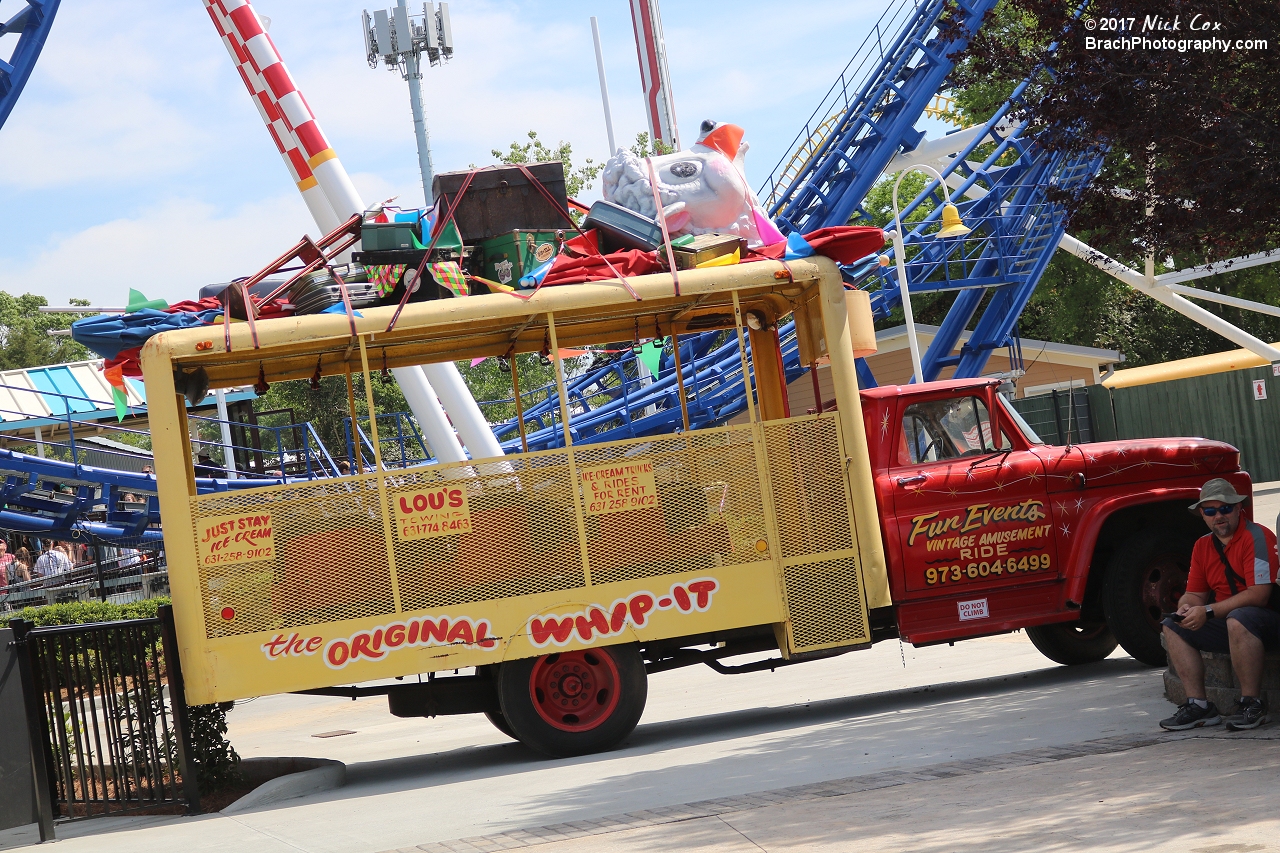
top-left (885, 163), bottom-right (971, 383)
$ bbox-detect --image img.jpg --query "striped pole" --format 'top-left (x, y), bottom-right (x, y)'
top-left (202, 0), bottom-right (339, 232)
top-left (201, 1), bottom-right (500, 463)
top-left (629, 0), bottom-right (679, 150)
top-left (214, 0), bottom-right (365, 220)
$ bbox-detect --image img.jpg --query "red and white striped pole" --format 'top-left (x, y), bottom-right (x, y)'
top-left (203, 0), bottom-right (340, 232)
top-left (212, 0), bottom-right (366, 221)
top-left (629, 0), bottom-right (679, 150)
top-left (201, 0), bottom-right (500, 464)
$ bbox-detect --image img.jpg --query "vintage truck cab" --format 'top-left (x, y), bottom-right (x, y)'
top-left (859, 378), bottom-right (1248, 665)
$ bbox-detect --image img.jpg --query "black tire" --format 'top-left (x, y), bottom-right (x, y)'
top-left (484, 709), bottom-right (518, 740)
top-left (475, 665), bottom-right (517, 740)
top-left (496, 643), bottom-right (647, 758)
top-left (1025, 621), bottom-right (1118, 665)
top-left (1103, 526), bottom-right (1196, 666)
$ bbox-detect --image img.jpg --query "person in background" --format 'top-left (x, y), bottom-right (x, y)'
top-left (141, 465), bottom-right (154, 476)
top-left (10, 548), bottom-right (32, 585)
top-left (34, 543), bottom-right (72, 581)
top-left (0, 539), bottom-right (13, 589)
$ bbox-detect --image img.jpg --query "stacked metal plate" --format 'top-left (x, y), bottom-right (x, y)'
top-left (289, 265), bottom-right (379, 315)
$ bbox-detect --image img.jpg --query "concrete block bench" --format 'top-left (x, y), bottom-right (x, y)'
top-left (1163, 642), bottom-right (1280, 710)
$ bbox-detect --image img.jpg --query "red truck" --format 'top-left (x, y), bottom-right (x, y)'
top-left (857, 376), bottom-right (1242, 667)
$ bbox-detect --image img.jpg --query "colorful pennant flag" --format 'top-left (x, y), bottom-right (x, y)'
top-left (430, 262), bottom-right (469, 297)
top-left (126, 288), bottom-right (169, 313)
top-left (103, 363), bottom-right (129, 422)
top-left (637, 339), bottom-right (665, 379)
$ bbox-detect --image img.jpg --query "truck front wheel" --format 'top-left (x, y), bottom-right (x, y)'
top-left (1026, 621), bottom-right (1118, 665)
top-left (496, 644), bottom-right (648, 758)
top-left (1102, 528), bottom-right (1194, 666)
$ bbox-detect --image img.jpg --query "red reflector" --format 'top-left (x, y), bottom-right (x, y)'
top-left (221, 606), bottom-right (236, 620)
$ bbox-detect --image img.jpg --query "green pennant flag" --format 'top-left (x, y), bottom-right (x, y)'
top-left (112, 386), bottom-right (129, 422)
top-left (637, 339), bottom-right (665, 379)
top-left (126, 288), bottom-right (169, 313)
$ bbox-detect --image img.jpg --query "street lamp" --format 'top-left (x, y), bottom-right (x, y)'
top-left (362, 1), bottom-right (454, 207)
top-left (882, 163), bottom-right (971, 383)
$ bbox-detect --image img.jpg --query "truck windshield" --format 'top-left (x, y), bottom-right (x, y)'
top-left (996, 395), bottom-right (1044, 445)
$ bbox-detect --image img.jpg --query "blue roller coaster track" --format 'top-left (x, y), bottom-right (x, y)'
top-left (0, 0), bottom-right (60, 131)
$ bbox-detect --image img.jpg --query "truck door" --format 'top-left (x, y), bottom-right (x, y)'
top-left (888, 392), bottom-right (1060, 609)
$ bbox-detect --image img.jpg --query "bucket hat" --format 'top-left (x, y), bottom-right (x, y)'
top-left (1188, 478), bottom-right (1247, 513)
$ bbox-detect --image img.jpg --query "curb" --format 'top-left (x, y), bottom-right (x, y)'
top-left (221, 757), bottom-right (346, 814)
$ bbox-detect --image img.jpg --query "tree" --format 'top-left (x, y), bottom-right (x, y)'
top-left (489, 130), bottom-right (603, 199)
top-left (630, 131), bottom-right (675, 158)
top-left (0, 292), bottom-right (93, 370)
top-left (948, 0), bottom-right (1280, 262)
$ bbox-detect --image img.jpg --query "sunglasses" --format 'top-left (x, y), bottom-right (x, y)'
top-left (1201, 504), bottom-right (1237, 517)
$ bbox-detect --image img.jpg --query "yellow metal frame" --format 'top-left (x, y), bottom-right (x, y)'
top-left (141, 258), bottom-right (889, 704)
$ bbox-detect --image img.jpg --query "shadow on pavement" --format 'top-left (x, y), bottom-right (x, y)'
top-left (315, 657), bottom-right (1155, 805)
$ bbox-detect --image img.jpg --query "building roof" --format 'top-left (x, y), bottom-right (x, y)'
top-left (0, 358), bottom-right (254, 433)
top-left (872, 324), bottom-right (1124, 370)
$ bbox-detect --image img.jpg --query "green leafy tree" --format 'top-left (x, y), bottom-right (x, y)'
top-left (489, 130), bottom-right (603, 199)
top-left (254, 370), bottom-right (409, 460)
top-left (630, 131), bottom-right (675, 158)
top-left (0, 292), bottom-right (93, 370)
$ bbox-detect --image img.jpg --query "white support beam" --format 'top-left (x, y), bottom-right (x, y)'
top-left (1058, 234), bottom-right (1280, 364)
top-left (1163, 283), bottom-right (1280, 319)
top-left (1155, 249), bottom-right (1280, 286)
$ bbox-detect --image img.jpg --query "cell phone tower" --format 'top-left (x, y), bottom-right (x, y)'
top-left (362, 1), bottom-right (454, 207)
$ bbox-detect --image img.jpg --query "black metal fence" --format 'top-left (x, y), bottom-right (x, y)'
top-left (7, 606), bottom-right (198, 839)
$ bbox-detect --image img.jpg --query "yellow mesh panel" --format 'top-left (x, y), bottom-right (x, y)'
top-left (193, 476), bottom-right (393, 639)
top-left (782, 556), bottom-right (869, 651)
top-left (573, 427), bottom-right (770, 585)
top-left (188, 416), bottom-right (861, 648)
top-left (761, 416), bottom-right (854, 559)
top-left (762, 414), bottom-right (870, 654)
top-left (391, 452), bottom-right (587, 611)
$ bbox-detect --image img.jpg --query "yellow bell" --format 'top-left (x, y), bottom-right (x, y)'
top-left (937, 203), bottom-right (971, 238)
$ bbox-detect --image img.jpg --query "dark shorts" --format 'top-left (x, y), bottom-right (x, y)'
top-left (1163, 606), bottom-right (1280, 652)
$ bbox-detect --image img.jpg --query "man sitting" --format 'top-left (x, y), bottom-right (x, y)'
top-left (1161, 478), bottom-right (1279, 731)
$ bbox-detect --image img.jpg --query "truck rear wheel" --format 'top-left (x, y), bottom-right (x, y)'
top-left (1102, 527), bottom-right (1194, 666)
top-left (496, 644), bottom-right (647, 758)
top-left (1025, 621), bottom-right (1118, 665)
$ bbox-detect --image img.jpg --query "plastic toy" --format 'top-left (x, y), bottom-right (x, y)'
top-left (602, 121), bottom-right (782, 248)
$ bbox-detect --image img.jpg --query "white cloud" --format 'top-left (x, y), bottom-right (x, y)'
top-left (0, 195), bottom-right (316, 307)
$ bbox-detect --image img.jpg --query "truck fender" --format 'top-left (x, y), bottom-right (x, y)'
top-left (1061, 487), bottom-right (1202, 604)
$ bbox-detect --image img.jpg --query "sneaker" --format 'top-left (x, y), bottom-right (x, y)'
top-left (1224, 698), bottom-right (1268, 731)
top-left (1160, 700), bottom-right (1222, 731)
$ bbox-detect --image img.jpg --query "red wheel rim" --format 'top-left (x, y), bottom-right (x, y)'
top-left (1140, 554), bottom-right (1188, 629)
top-left (528, 650), bottom-right (621, 732)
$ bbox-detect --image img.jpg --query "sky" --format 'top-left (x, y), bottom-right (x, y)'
top-left (0, 0), bottom-right (942, 307)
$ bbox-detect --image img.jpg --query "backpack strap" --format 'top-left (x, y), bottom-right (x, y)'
top-left (1210, 535), bottom-right (1248, 597)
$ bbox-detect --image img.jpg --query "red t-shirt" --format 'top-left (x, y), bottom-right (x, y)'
top-left (1186, 520), bottom-right (1279, 602)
